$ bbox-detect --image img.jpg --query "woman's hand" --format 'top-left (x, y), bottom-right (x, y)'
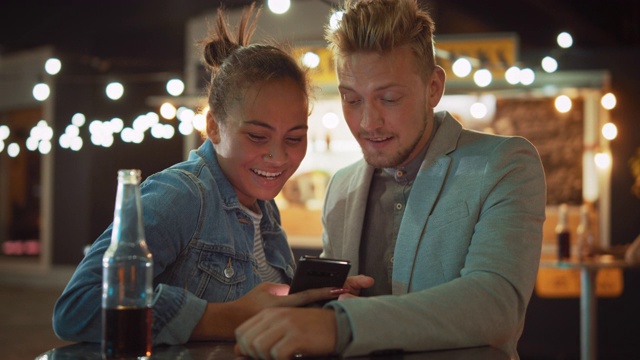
top-left (232, 281), bottom-right (346, 318)
top-left (190, 282), bottom-right (348, 341)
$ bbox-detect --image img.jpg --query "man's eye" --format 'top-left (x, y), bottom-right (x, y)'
top-left (341, 93), bottom-right (360, 105)
top-left (343, 97), bottom-right (360, 105)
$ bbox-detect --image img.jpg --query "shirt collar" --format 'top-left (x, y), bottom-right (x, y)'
top-left (382, 122), bottom-right (437, 184)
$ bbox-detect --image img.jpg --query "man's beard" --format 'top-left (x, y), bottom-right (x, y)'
top-left (361, 122), bottom-right (426, 169)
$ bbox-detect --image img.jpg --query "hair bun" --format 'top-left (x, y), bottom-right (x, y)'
top-left (203, 39), bottom-right (240, 68)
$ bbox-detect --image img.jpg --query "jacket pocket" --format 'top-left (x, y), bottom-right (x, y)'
top-left (193, 251), bottom-right (249, 302)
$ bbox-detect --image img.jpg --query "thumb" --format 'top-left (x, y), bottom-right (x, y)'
top-left (345, 275), bottom-right (375, 292)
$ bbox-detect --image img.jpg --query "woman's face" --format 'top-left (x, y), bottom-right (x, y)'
top-left (207, 77), bottom-right (309, 209)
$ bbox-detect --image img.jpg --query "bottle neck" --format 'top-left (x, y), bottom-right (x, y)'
top-left (112, 170), bottom-right (144, 245)
top-left (556, 203), bottom-right (569, 233)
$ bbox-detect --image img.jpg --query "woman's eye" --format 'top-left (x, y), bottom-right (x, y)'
top-left (248, 134), bottom-right (266, 142)
top-left (286, 137), bottom-right (304, 144)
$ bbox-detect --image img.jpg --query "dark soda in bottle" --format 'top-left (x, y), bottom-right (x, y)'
top-left (102, 169), bottom-right (153, 359)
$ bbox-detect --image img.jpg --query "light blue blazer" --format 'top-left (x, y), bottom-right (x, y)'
top-left (322, 111), bottom-right (546, 358)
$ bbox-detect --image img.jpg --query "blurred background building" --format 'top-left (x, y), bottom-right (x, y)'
top-left (0, 0), bottom-right (639, 358)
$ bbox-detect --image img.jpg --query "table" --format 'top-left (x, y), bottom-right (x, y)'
top-left (36, 341), bottom-right (509, 359)
top-left (540, 256), bottom-right (637, 360)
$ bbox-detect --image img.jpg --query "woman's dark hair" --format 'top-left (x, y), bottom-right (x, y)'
top-left (200, 3), bottom-right (311, 123)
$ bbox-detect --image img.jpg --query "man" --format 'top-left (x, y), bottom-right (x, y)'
top-left (235, 0), bottom-right (546, 358)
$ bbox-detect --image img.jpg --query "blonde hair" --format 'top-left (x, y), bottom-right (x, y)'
top-left (325, 0), bottom-right (436, 78)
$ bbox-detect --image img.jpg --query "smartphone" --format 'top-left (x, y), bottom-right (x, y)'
top-left (289, 256), bottom-right (351, 295)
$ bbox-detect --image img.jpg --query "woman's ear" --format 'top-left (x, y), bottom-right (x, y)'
top-left (206, 110), bottom-right (221, 144)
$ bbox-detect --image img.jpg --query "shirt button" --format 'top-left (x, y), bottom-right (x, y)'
top-left (395, 203), bottom-right (403, 210)
top-left (396, 170), bottom-right (404, 177)
top-left (224, 267), bottom-right (235, 278)
top-left (390, 256), bottom-right (394, 263)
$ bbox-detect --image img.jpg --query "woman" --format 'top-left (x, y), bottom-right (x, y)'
top-left (53, 4), bottom-right (342, 345)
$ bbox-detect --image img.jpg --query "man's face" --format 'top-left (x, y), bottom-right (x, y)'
top-left (336, 45), bottom-right (445, 168)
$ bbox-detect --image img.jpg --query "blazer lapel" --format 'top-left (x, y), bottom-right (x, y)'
top-left (392, 112), bottom-right (462, 294)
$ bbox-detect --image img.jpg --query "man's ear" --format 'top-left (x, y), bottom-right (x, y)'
top-left (427, 65), bottom-right (446, 108)
top-left (206, 110), bottom-right (221, 144)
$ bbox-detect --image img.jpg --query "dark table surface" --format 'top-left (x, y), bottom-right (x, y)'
top-left (36, 341), bottom-right (509, 359)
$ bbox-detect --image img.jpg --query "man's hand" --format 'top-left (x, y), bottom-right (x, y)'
top-left (342, 274), bottom-right (375, 298)
top-left (235, 307), bottom-right (337, 360)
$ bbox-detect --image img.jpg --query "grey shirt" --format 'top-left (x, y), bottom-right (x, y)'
top-left (359, 141), bottom-right (430, 296)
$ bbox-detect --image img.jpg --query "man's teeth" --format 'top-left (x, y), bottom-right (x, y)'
top-left (253, 169), bottom-right (282, 178)
top-left (370, 137), bottom-right (390, 142)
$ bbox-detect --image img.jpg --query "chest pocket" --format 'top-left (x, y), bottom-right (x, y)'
top-left (192, 251), bottom-right (251, 303)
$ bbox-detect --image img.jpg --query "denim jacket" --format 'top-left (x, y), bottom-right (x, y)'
top-left (53, 139), bottom-right (296, 345)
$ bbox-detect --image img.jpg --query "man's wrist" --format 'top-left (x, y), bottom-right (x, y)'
top-left (324, 302), bottom-right (353, 354)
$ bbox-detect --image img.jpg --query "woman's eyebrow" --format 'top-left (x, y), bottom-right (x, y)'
top-left (243, 119), bottom-right (308, 132)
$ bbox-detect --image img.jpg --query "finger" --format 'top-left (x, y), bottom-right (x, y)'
top-left (259, 282), bottom-right (291, 296)
top-left (285, 287), bottom-right (341, 307)
top-left (338, 293), bottom-right (357, 300)
top-left (268, 309), bottom-right (337, 359)
top-left (344, 275), bottom-right (375, 293)
top-left (233, 343), bottom-right (248, 358)
top-left (237, 310), bottom-right (289, 360)
top-left (251, 323), bottom-right (288, 360)
top-left (236, 313), bottom-right (269, 359)
top-left (269, 335), bottom-right (301, 360)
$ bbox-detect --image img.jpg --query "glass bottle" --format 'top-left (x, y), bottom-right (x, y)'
top-left (102, 169), bottom-right (153, 359)
top-left (556, 203), bottom-right (571, 261)
top-left (576, 203), bottom-right (596, 261)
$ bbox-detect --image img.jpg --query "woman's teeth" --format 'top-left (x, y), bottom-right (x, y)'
top-left (253, 169), bottom-right (282, 179)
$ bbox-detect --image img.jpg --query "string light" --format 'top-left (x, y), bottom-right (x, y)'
top-left (301, 52), bottom-right (321, 69)
top-left (105, 82), bottom-right (124, 100)
top-left (160, 102), bottom-right (177, 119)
top-left (594, 152), bottom-right (611, 169)
top-left (557, 32), bottom-right (574, 48)
top-left (44, 58), bottom-right (62, 75)
top-left (452, 57), bottom-right (472, 78)
top-left (541, 56), bottom-right (558, 73)
top-left (7, 143), bottom-right (20, 157)
top-left (166, 79), bottom-right (185, 96)
top-left (601, 93), bottom-right (616, 110)
top-left (321, 112), bottom-right (340, 129)
top-left (555, 95), bottom-right (572, 113)
top-left (1, 22), bottom-right (621, 163)
top-left (33, 83), bottom-right (50, 101)
top-left (519, 68), bottom-right (535, 85)
top-left (470, 102), bottom-right (488, 119)
top-left (329, 11), bottom-right (344, 30)
top-left (268, 0), bottom-right (290, 14)
top-left (473, 69), bottom-right (492, 87)
top-left (602, 123), bottom-right (618, 140)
